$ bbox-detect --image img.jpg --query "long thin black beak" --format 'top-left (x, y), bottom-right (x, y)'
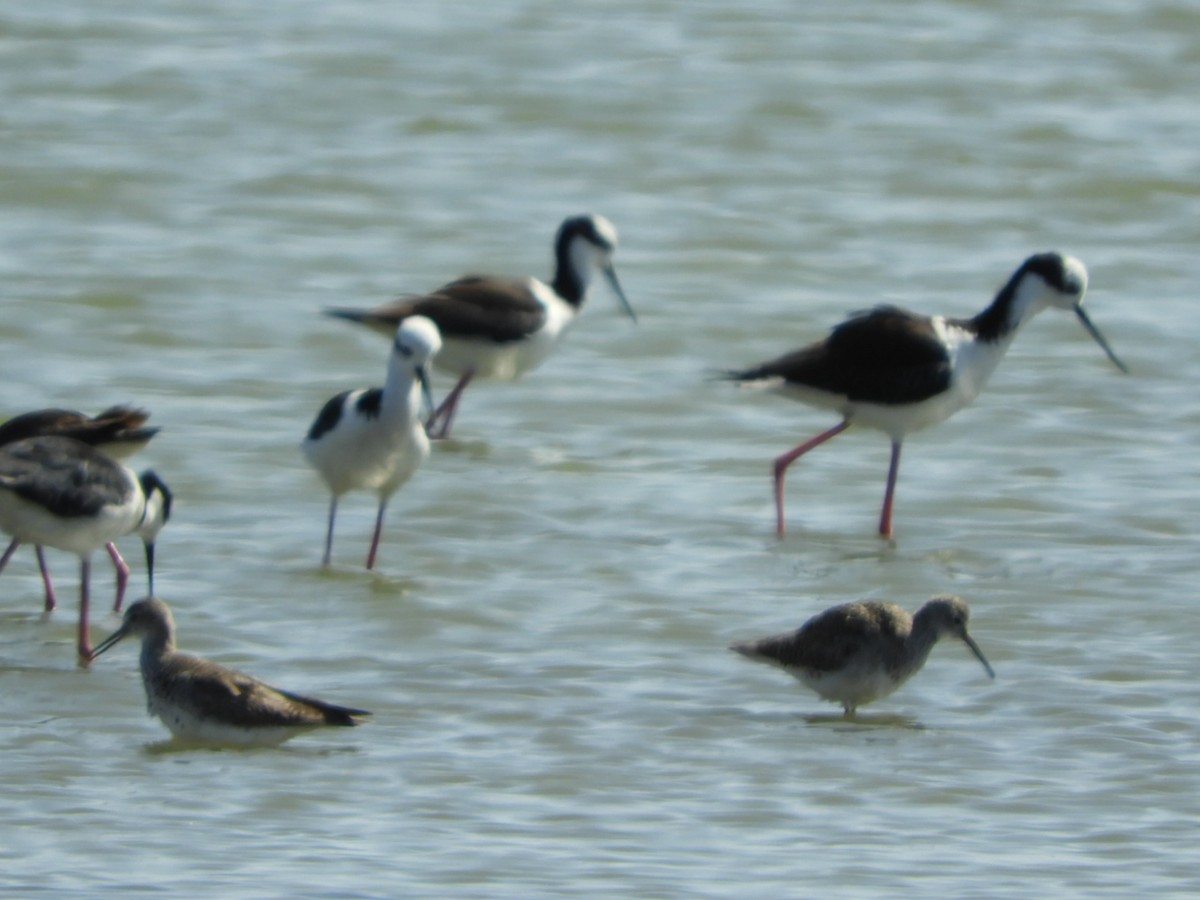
top-left (90, 624), bottom-right (129, 660)
top-left (1075, 305), bottom-right (1129, 374)
top-left (604, 265), bottom-right (637, 325)
top-left (417, 365), bottom-right (435, 419)
top-left (144, 541), bottom-right (156, 597)
top-left (962, 633), bottom-right (996, 679)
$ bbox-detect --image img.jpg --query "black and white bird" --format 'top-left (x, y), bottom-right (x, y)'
top-left (0, 435), bottom-right (172, 661)
top-left (302, 315), bottom-right (441, 570)
top-left (325, 214), bottom-right (637, 439)
top-left (731, 595), bottom-right (994, 718)
top-left (724, 252), bottom-right (1128, 538)
top-left (91, 597), bottom-right (371, 747)
top-left (0, 405), bottom-right (161, 613)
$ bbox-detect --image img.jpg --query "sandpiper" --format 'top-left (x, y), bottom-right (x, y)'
top-left (91, 597), bottom-right (371, 746)
top-left (302, 316), bottom-right (441, 570)
top-left (325, 214), bottom-right (637, 439)
top-left (0, 436), bottom-right (171, 661)
top-left (731, 595), bottom-right (994, 717)
top-left (724, 253), bottom-right (1127, 537)
top-left (0, 405), bottom-right (161, 612)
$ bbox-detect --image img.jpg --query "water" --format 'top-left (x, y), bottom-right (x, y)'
top-left (2, 0), bottom-right (1199, 896)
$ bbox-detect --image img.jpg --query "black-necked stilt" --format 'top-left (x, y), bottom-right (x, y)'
top-left (0, 406), bottom-right (158, 458)
top-left (0, 405), bottom-right (161, 613)
top-left (325, 214), bottom-right (637, 439)
top-left (724, 252), bottom-right (1128, 538)
top-left (91, 597), bottom-right (371, 746)
top-left (731, 595), bottom-right (994, 718)
top-left (302, 316), bottom-right (441, 570)
top-left (0, 436), bottom-right (172, 661)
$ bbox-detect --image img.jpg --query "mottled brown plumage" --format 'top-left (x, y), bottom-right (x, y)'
top-left (731, 595), bottom-right (994, 717)
top-left (92, 597), bottom-right (371, 746)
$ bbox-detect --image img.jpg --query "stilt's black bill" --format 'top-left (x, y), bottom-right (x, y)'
top-left (417, 366), bottom-right (435, 418)
top-left (604, 266), bottom-right (637, 325)
top-left (1075, 306), bottom-right (1129, 374)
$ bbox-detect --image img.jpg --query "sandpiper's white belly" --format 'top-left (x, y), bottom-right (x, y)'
top-left (146, 695), bottom-right (312, 747)
top-left (796, 662), bottom-right (904, 710)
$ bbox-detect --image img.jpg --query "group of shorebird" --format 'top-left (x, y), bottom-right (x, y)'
top-left (0, 214), bottom-right (1127, 745)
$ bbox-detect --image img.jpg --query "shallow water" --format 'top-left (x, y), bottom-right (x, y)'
top-left (2, 1), bottom-right (1200, 896)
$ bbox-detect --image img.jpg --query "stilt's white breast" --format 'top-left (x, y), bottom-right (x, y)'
top-left (302, 388), bottom-right (429, 497)
top-left (844, 318), bottom-right (1013, 439)
top-left (0, 478), bottom-right (144, 555)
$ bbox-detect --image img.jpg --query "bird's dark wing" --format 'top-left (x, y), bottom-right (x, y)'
top-left (165, 656), bottom-right (369, 728)
top-left (0, 407), bottom-right (158, 452)
top-left (726, 306), bottom-right (953, 405)
top-left (306, 390), bottom-right (351, 442)
top-left (274, 687), bottom-right (372, 725)
top-left (327, 276), bottom-right (548, 344)
top-left (735, 602), bottom-right (906, 674)
top-left (0, 436), bottom-right (130, 518)
top-left (0, 409), bottom-right (90, 446)
top-left (408, 276), bottom-right (548, 343)
top-left (80, 406), bottom-right (159, 447)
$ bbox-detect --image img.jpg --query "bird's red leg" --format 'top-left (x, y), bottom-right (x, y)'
top-left (425, 371), bottom-right (474, 440)
top-left (878, 440), bottom-right (902, 538)
top-left (772, 420), bottom-right (850, 537)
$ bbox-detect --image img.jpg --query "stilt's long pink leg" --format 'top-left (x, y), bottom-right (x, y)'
top-left (878, 441), bottom-right (903, 538)
top-left (321, 497), bottom-right (339, 568)
top-left (365, 500), bottom-right (389, 571)
top-left (78, 557), bottom-right (93, 665)
top-left (425, 371), bottom-right (474, 440)
top-left (772, 420), bottom-right (851, 537)
top-left (34, 546), bottom-right (58, 611)
top-left (106, 542), bottom-right (129, 612)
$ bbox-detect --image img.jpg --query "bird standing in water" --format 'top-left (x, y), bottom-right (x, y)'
top-left (326, 214), bottom-right (636, 439)
top-left (302, 316), bottom-right (441, 570)
top-left (731, 595), bottom-right (994, 717)
top-left (0, 405), bottom-right (162, 612)
top-left (0, 435), bottom-right (171, 661)
top-left (725, 253), bottom-right (1127, 537)
top-left (91, 597), bottom-right (371, 747)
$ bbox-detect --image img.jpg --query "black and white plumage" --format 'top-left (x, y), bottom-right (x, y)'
top-left (91, 597), bottom-right (371, 746)
top-left (731, 595), bottom-right (994, 717)
top-left (0, 405), bottom-right (162, 613)
top-left (302, 315), bottom-right (441, 570)
top-left (0, 436), bottom-right (172, 661)
top-left (325, 214), bottom-right (637, 439)
top-left (725, 253), bottom-right (1128, 538)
